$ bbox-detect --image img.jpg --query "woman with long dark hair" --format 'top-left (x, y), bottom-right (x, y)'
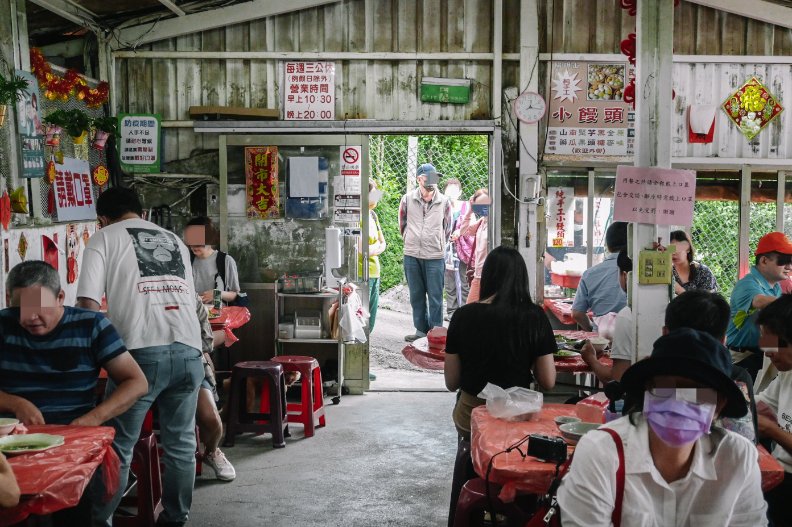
top-left (445, 246), bottom-right (556, 525)
top-left (445, 245), bottom-right (557, 437)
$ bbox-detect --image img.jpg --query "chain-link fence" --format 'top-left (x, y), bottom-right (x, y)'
top-left (368, 134), bottom-right (490, 290)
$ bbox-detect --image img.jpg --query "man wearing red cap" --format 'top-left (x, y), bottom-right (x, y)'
top-left (726, 231), bottom-right (792, 380)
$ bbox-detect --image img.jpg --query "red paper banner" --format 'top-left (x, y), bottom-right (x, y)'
top-left (245, 147), bottom-right (279, 220)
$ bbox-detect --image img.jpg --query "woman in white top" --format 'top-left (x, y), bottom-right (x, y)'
top-left (557, 328), bottom-right (767, 526)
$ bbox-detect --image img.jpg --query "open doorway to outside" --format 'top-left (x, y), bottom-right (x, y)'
top-left (366, 134), bottom-right (491, 390)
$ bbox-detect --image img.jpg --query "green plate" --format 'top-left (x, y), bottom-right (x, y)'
top-left (0, 433), bottom-right (65, 455)
top-left (554, 350), bottom-right (581, 358)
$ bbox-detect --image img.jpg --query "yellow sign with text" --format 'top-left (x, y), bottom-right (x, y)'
top-left (639, 247), bottom-right (673, 285)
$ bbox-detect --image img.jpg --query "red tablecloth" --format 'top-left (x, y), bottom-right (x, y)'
top-left (543, 298), bottom-right (576, 325)
top-left (3, 425), bottom-right (120, 526)
top-left (471, 404), bottom-right (785, 504)
top-left (210, 306), bottom-right (251, 347)
top-left (553, 330), bottom-right (608, 373)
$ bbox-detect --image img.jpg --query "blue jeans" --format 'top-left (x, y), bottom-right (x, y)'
top-left (368, 277), bottom-right (380, 332)
top-left (404, 255), bottom-right (445, 334)
top-left (92, 342), bottom-right (204, 526)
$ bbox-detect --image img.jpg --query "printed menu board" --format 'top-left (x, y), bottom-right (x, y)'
top-left (545, 62), bottom-right (635, 156)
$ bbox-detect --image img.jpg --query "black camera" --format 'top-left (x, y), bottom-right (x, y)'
top-left (527, 434), bottom-right (567, 464)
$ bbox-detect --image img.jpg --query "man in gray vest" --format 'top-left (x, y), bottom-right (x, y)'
top-left (399, 163), bottom-right (453, 342)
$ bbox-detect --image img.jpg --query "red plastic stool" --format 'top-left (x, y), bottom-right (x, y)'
top-left (452, 478), bottom-right (536, 527)
top-left (223, 361), bottom-right (287, 448)
top-left (271, 355), bottom-right (326, 438)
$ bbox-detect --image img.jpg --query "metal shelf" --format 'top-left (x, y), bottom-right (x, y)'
top-left (277, 338), bottom-right (338, 344)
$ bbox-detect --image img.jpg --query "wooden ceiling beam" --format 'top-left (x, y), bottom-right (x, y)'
top-left (686, 0), bottom-right (792, 30)
top-left (157, 0), bottom-right (185, 17)
top-left (28, 0), bottom-right (99, 29)
top-left (114, 0), bottom-right (340, 49)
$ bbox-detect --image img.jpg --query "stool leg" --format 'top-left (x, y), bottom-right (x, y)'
top-left (301, 367), bottom-right (315, 438)
top-left (222, 371), bottom-right (242, 447)
top-left (313, 367), bottom-right (326, 428)
top-left (266, 370), bottom-right (286, 448)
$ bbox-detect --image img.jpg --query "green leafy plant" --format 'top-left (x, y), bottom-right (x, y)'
top-left (91, 115), bottom-right (118, 136)
top-left (0, 73), bottom-right (29, 105)
top-left (43, 108), bottom-right (91, 137)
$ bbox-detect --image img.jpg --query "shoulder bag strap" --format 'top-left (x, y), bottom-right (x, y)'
top-left (598, 428), bottom-right (625, 527)
top-left (216, 250), bottom-right (227, 289)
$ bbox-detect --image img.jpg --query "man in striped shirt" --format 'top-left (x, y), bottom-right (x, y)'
top-left (0, 260), bottom-right (147, 427)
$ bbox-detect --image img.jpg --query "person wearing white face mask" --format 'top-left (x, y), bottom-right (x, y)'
top-left (557, 328), bottom-right (767, 526)
top-left (443, 178), bottom-right (470, 321)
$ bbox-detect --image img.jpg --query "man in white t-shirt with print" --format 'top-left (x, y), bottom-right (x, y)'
top-left (77, 187), bottom-right (203, 527)
top-left (754, 294), bottom-right (792, 526)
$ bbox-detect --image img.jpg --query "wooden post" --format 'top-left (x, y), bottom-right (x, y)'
top-left (632, 0), bottom-right (675, 360)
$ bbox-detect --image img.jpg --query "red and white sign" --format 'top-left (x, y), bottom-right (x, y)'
top-left (545, 61), bottom-right (635, 156)
top-left (614, 166), bottom-right (696, 227)
top-left (284, 61), bottom-right (335, 120)
top-left (340, 146), bottom-right (361, 176)
top-left (53, 157), bottom-right (96, 222)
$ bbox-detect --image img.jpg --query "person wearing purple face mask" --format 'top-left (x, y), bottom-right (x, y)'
top-left (557, 328), bottom-right (767, 526)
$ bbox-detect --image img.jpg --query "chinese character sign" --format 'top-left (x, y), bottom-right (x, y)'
top-left (245, 147), bottom-right (279, 220)
top-left (613, 166), bottom-right (696, 227)
top-left (545, 62), bottom-right (635, 156)
top-left (53, 157), bottom-right (96, 222)
top-left (283, 62), bottom-right (336, 121)
top-left (118, 114), bottom-right (161, 174)
top-left (546, 187), bottom-right (575, 248)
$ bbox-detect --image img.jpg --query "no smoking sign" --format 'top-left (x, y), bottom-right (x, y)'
top-left (340, 145), bottom-right (361, 177)
top-left (343, 147), bottom-right (359, 164)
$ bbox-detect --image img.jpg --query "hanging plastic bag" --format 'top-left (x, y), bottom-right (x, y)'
top-left (477, 383), bottom-right (543, 421)
top-left (339, 287), bottom-right (369, 343)
top-left (593, 311), bottom-right (619, 341)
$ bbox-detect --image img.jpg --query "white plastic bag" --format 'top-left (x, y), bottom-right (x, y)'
top-left (593, 312), bottom-right (619, 341)
top-left (339, 288), bottom-right (369, 343)
top-left (477, 383), bottom-right (543, 421)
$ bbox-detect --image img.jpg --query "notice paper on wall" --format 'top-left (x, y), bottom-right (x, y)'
top-left (613, 166), bottom-right (696, 227)
top-left (333, 175), bottom-right (361, 195)
top-left (334, 208), bottom-right (361, 223)
top-left (288, 156), bottom-right (320, 198)
top-left (334, 194), bottom-right (361, 208)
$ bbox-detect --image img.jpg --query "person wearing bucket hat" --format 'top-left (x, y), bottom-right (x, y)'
top-left (557, 328), bottom-right (767, 526)
top-left (399, 163), bottom-right (453, 342)
top-left (727, 231), bottom-right (792, 381)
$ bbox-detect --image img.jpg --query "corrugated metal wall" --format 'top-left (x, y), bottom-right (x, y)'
top-left (115, 0), bottom-right (792, 165)
top-left (672, 62), bottom-right (791, 159)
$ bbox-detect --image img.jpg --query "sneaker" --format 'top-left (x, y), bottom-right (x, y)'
top-left (368, 372), bottom-right (377, 381)
top-left (203, 449), bottom-right (236, 481)
top-left (404, 333), bottom-right (425, 342)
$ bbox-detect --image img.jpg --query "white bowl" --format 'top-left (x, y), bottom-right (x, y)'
top-left (558, 421), bottom-right (601, 445)
top-left (0, 418), bottom-right (19, 437)
top-left (589, 337), bottom-right (609, 352)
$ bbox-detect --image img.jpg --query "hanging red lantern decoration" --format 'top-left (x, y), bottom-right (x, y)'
top-left (620, 33), bottom-right (636, 65)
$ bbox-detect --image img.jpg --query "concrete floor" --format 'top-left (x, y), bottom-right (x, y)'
top-left (190, 391), bottom-right (458, 527)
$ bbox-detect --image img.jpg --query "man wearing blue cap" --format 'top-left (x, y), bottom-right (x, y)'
top-left (399, 163), bottom-right (453, 341)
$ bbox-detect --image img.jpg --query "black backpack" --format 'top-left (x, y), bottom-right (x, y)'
top-left (190, 250), bottom-right (249, 307)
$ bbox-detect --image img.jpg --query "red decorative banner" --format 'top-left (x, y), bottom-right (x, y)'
top-left (245, 147), bottom-right (280, 219)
